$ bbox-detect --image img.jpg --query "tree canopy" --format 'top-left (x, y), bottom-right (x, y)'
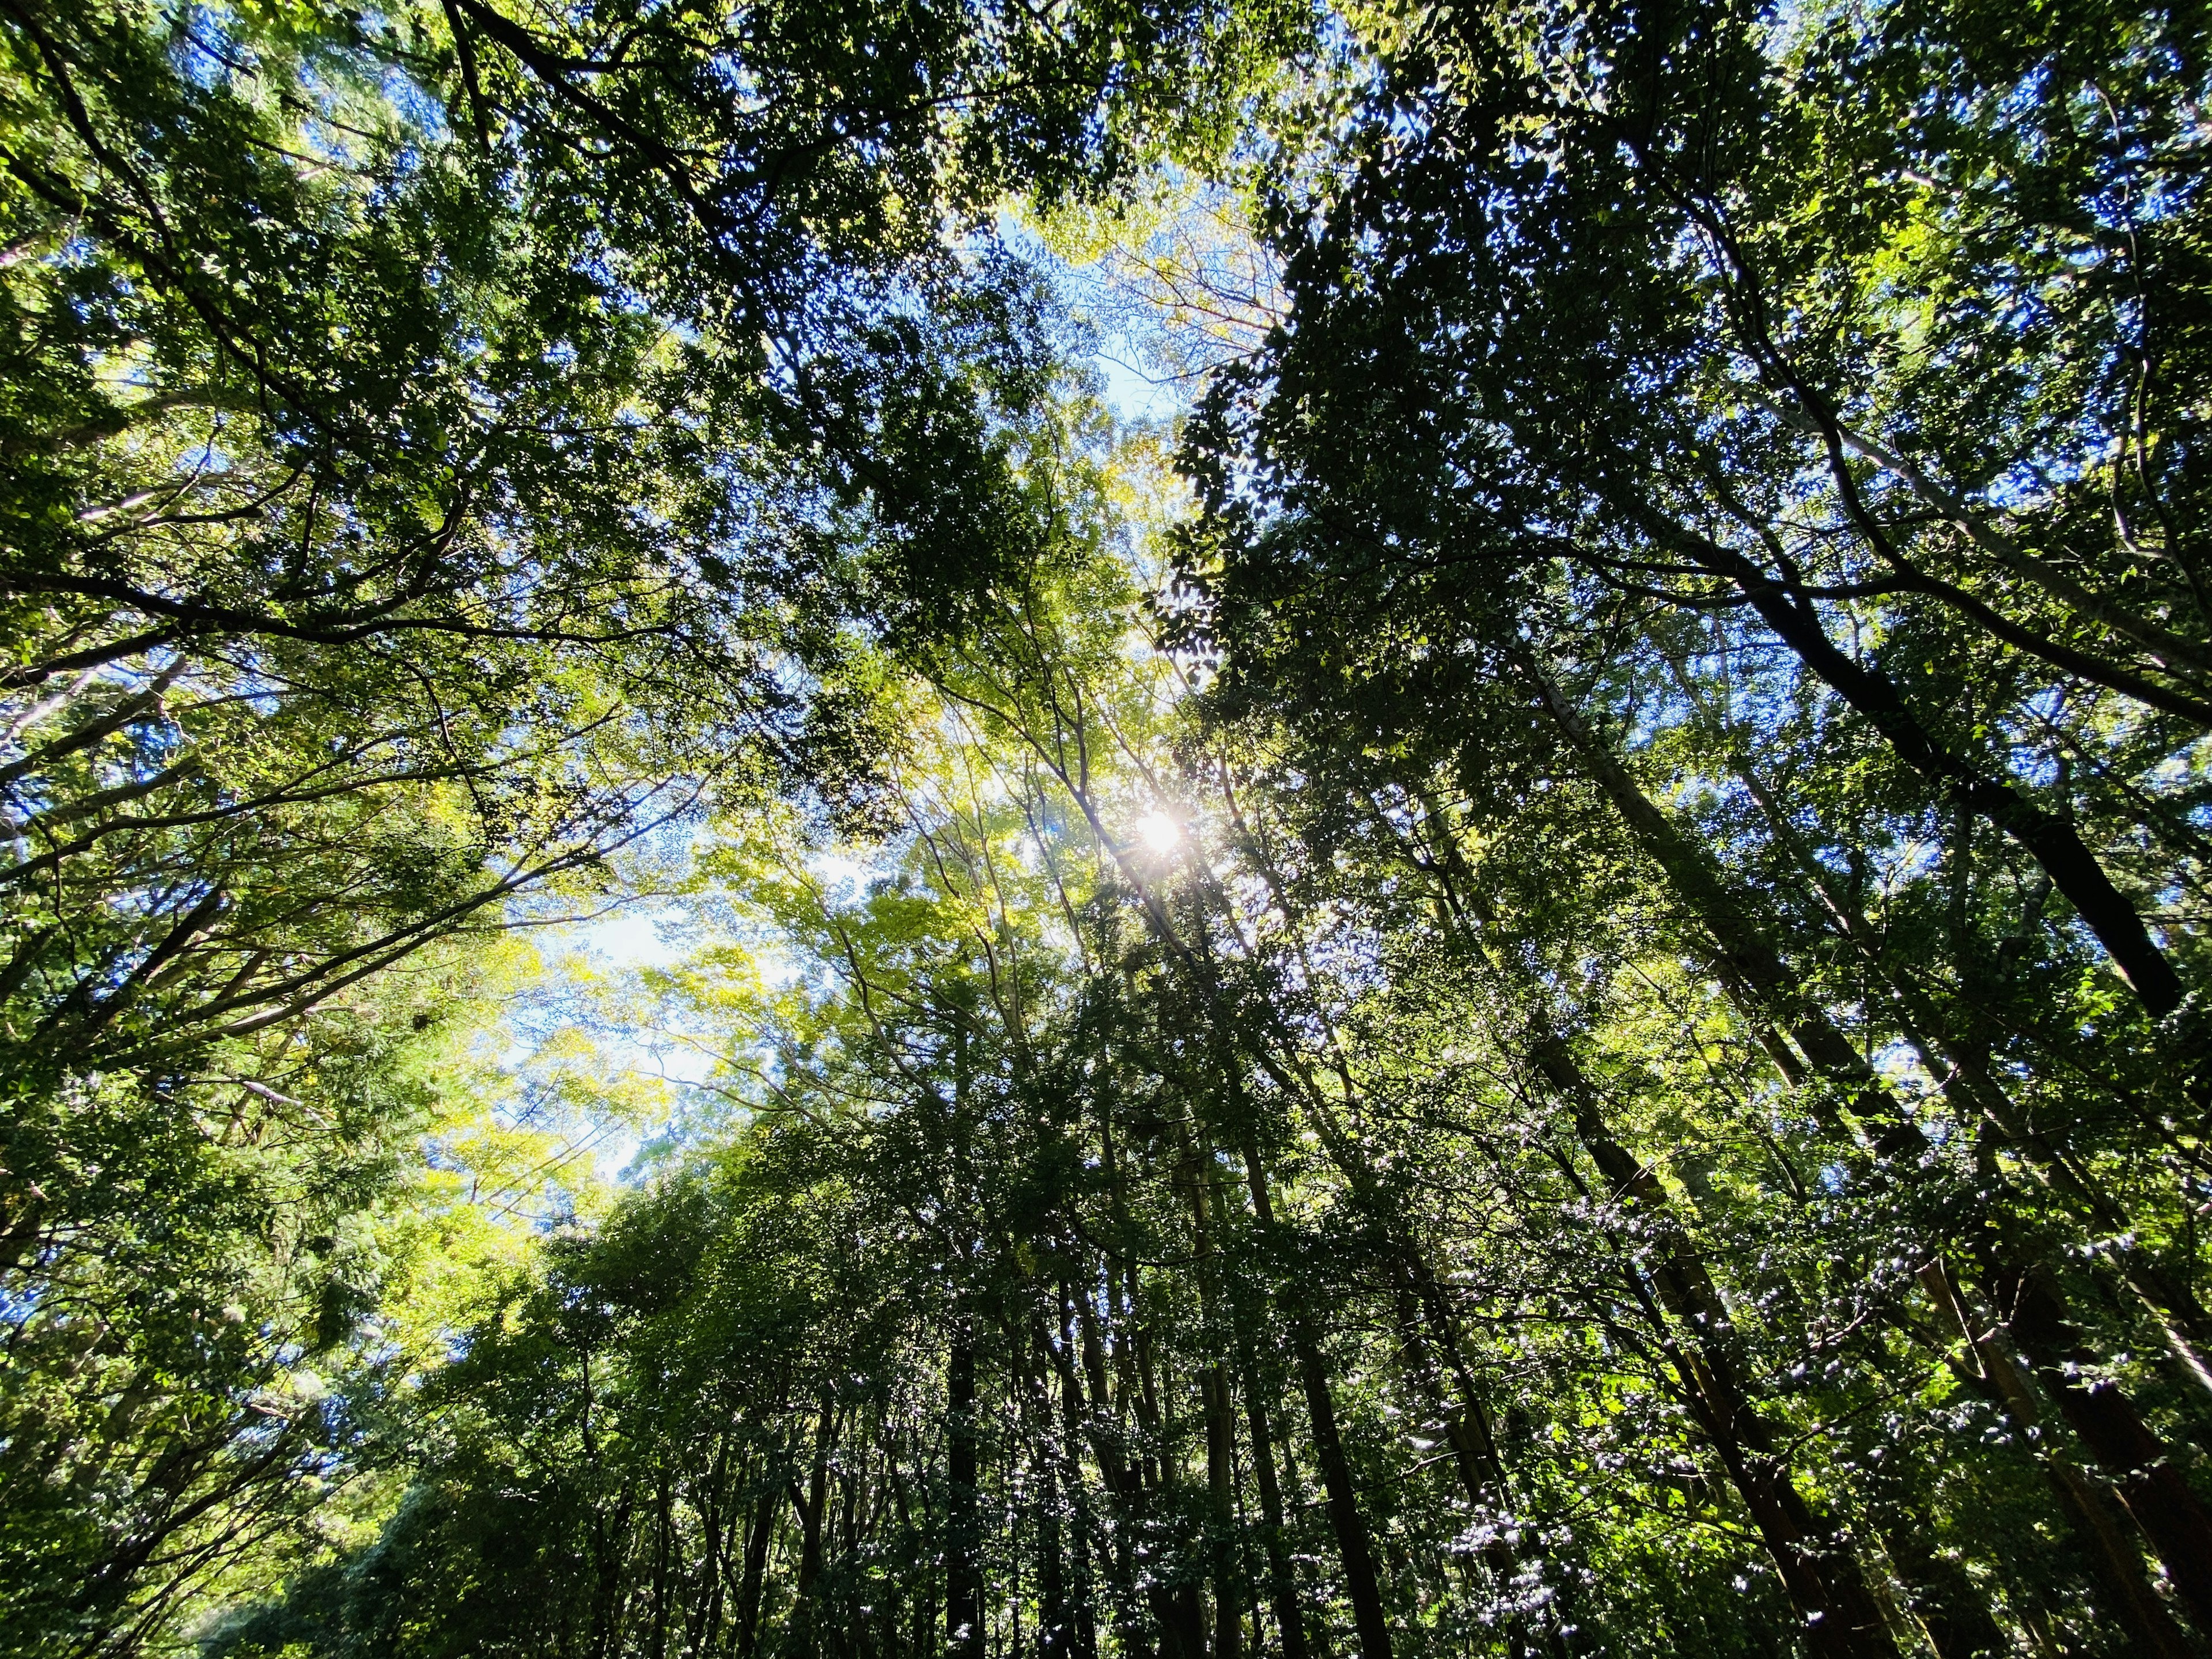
top-left (5, 0), bottom-right (2211, 1657)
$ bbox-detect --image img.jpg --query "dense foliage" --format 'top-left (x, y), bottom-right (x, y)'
top-left (4, 0), bottom-right (2211, 1656)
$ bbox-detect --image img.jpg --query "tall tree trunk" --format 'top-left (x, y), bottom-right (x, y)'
top-left (1236, 1133), bottom-right (1393, 1659)
top-left (793, 1404), bottom-right (836, 1659)
top-left (1532, 658), bottom-right (2212, 1631)
top-left (1396, 760), bottom-right (1898, 1654)
top-left (1871, 1503), bottom-right (2013, 1659)
top-left (1638, 524), bottom-right (2186, 1014)
top-left (1717, 738), bottom-right (2212, 1405)
top-left (948, 1321), bottom-right (984, 1659)
top-left (1235, 1347), bottom-right (1313, 1659)
top-left (1059, 1273), bottom-right (1157, 1659)
top-left (1537, 1043), bottom-right (1900, 1659)
top-left (1387, 1282), bottom-right (1560, 1659)
top-left (1988, 1259), bottom-right (2212, 1638)
top-left (1919, 1263), bottom-right (2201, 1659)
top-left (1174, 1113), bottom-right (1249, 1659)
top-left (1204, 1363), bottom-right (1247, 1659)
top-left (1039, 1455), bottom-right (1067, 1659)
top-left (1289, 1331), bottom-right (1393, 1659)
top-left (649, 1471), bottom-right (673, 1659)
top-left (737, 1467), bottom-right (779, 1659)
top-left (688, 1442), bottom-right (729, 1659)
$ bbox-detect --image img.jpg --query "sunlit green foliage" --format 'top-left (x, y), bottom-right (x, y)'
top-left (9, 0), bottom-right (2212, 1656)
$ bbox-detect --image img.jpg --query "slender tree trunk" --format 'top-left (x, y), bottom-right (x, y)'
top-left (1289, 1331), bottom-right (1393, 1659)
top-left (1639, 528), bottom-right (2186, 1014)
top-left (1721, 741), bottom-right (2212, 1404)
top-left (738, 1469), bottom-right (778, 1659)
top-left (1061, 1276), bottom-right (1154, 1659)
top-left (1988, 1259), bottom-right (2212, 1637)
top-left (649, 1471), bottom-right (673, 1659)
top-left (1039, 1455), bottom-right (1067, 1659)
top-left (1234, 1134), bottom-right (1392, 1659)
top-left (1872, 1503), bottom-right (2013, 1659)
top-left (1126, 1287), bottom-right (1206, 1659)
top-left (1399, 759), bottom-right (1898, 1654)
top-left (1919, 1263), bottom-right (2200, 1659)
top-left (1236, 1350), bottom-right (1312, 1659)
top-left (1533, 658), bottom-right (2212, 1630)
top-left (949, 1320), bottom-right (984, 1659)
top-left (1174, 1115), bottom-right (1251, 1659)
top-left (1387, 1282), bottom-right (1563, 1659)
top-left (1541, 1046), bottom-right (1899, 1659)
top-left (690, 1444), bottom-right (730, 1659)
top-left (1204, 1363), bottom-right (1247, 1659)
top-left (793, 1406), bottom-right (835, 1659)
top-left (1063, 1398), bottom-right (1101, 1659)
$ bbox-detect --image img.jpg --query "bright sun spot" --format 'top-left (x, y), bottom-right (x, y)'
top-left (1135, 810), bottom-right (1181, 854)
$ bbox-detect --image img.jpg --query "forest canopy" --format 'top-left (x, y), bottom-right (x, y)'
top-left (3, 0), bottom-right (2210, 1656)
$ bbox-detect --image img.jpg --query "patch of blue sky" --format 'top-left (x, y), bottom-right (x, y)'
top-left (997, 189), bottom-right (1276, 430)
top-left (1093, 349), bottom-right (1187, 425)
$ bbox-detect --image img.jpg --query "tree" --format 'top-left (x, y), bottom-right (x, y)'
top-left (1, 0), bottom-right (1300, 1648)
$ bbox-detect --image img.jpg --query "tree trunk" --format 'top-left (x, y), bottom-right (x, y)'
top-left (1236, 1354), bottom-right (1313, 1659)
top-left (1535, 658), bottom-right (2212, 1629)
top-left (1988, 1259), bottom-right (2212, 1637)
top-left (948, 1323), bottom-right (984, 1659)
top-left (1204, 1363), bottom-right (1247, 1659)
top-left (1543, 1046), bottom-right (1899, 1659)
top-left (737, 1469), bottom-right (778, 1659)
top-left (1647, 528), bottom-right (2186, 1015)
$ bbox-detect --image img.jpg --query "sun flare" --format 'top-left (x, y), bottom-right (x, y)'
top-left (1134, 810), bottom-right (1182, 854)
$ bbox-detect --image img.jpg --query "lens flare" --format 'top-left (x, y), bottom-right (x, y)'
top-left (1135, 810), bottom-right (1181, 853)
